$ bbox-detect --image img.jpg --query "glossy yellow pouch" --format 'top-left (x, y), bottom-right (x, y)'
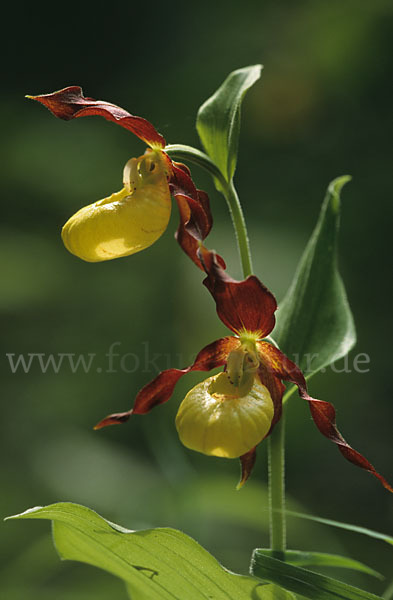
top-left (176, 372), bottom-right (274, 458)
top-left (61, 151), bottom-right (171, 262)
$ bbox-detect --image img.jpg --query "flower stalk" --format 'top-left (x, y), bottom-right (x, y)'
top-left (268, 414), bottom-right (286, 559)
top-left (224, 179), bottom-right (253, 277)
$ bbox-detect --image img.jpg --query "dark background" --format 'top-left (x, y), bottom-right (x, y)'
top-left (1, 1), bottom-right (392, 598)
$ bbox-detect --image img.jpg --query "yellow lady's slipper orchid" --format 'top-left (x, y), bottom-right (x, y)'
top-left (61, 152), bottom-right (171, 262)
top-left (28, 86), bottom-right (216, 268)
top-left (175, 373), bottom-right (274, 458)
top-left (95, 249), bottom-right (393, 491)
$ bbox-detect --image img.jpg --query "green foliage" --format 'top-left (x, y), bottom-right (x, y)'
top-left (254, 549), bottom-right (382, 580)
top-left (250, 552), bottom-right (383, 600)
top-left (382, 579), bottom-right (393, 600)
top-left (274, 176), bottom-right (356, 379)
top-left (7, 502), bottom-right (293, 600)
top-left (286, 511), bottom-right (393, 547)
top-left (196, 65), bottom-right (262, 185)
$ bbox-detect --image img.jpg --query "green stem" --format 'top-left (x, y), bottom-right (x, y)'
top-left (224, 179), bottom-right (253, 277)
top-left (165, 144), bottom-right (253, 277)
top-left (282, 384), bottom-right (297, 405)
top-left (268, 413), bottom-right (286, 559)
top-left (165, 142), bottom-right (286, 558)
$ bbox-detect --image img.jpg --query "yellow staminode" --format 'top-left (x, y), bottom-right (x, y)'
top-left (61, 151), bottom-right (171, 262)
top-left (175, 373), bottom-right (274, 459)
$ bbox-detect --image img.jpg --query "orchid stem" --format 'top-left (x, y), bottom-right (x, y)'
top-left (223, 179), bottom-right (253, 277)
top-left (165, 142), bottom-right (286, 563)
top-left (268, 413), bottom-right (286, 559)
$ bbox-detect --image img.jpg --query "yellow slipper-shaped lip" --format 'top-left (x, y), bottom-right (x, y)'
top-left (175, 372), bottom-right (274, 458)
top-left (61, 151), bottom-right (171, 262)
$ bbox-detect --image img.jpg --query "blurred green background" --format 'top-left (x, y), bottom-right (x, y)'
top-left (1, 0), bottom-right (392, 597)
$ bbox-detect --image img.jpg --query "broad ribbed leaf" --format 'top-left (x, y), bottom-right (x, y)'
top-left (6, 502), bottom-right (292, 600)
top-left (125, 582), bottom-right (295, 600)
top-left (250, 552), bottom-right (383, 600)
top-left (255, 549), bottom-right (382, 579)
top-left (274, 176), bottom-right (355, 378)
top-left (197, 65), bottom-right (262, 183)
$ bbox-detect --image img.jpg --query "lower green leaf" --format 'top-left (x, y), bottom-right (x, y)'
top-left (125, 582), bottom-right (296, 600)
top-left (382, 578), bottom-right (393, 600)
top-left (286, 511), bottom-right (393, 546)
top-left (255, 549), bottom-right (382, 580)
top-left (250, 552), bottom-right (383, 600)
top-left (6, 502), bottom-right (291, 600)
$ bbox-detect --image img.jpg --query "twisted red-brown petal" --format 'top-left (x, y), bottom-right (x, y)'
top-left (199, 247), bottom-right (277, 335)
top-left (168, 161), bottom-right (225, 270)
top-left (27, 86), bottom-right (166, 148)
top-left (94, 336), bottom-right (240, 429)
top-left (257, 362), bottom-right (285, 433)
top-left (238, 447), bottom-right (257, 489)
top-left (257, 341), bottom-right (393, 493)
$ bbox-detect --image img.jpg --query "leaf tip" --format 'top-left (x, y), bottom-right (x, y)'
top-left (327, 175), bottom-right (352, 213)
top-left (330, 174), bottom-right (352, 190)
top-left (249, 63), bottom-right (263, 73)
top-left (4, 506), bottom-right (43, 521)
top-left (237, 63), bottom-right (263, 83)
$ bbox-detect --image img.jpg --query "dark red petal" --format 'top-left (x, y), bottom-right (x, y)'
top-left (168, 161), bottom-right (224, 269)
top-left (93, 410), bottom-right (136, 429)
top-left (199, 246), bottom-right (277, 336)
top-left (169, 161), bottom-right (199, 200)
top-left (174, 194), bottom-right (208, 270)
top-left (238, 447), bottom-right (257, 489)
top-left (257, 363), bottom-right (285, 432)
top-left (28, 86), bottom-right (165, 148)
top-left (257, 341), bottom-right (393, 493)
top-left (191, 336), bottom-right (240, 370)
top-left (94, 336), bottom-right (239, 428)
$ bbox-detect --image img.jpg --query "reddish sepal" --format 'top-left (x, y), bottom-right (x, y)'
top-left (169, 161), bottom-right (224, 269)
top-left (191, 335), bottom-right (240, 371)
top-left (307, 398), bottom-right (393, 493)
top-left (94, 410), bottom-right (133, 429)
top-left (95, 336), bottom-right (239, 428)
top-left (238, 447), bottom-right (257, 489)
top-left (28, 86), bottom-right (166, 148)
top-left (257, 341), bottom-right (393, 493)
top-left (199, 247), bottom-right (277, 336)
top-left (257, 363), bottom-right (285, 432)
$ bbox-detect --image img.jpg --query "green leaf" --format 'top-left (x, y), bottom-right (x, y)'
top-left (255, 549), bottom-right (383, 580)
top-left (6, 502), bottom-right (293, 600)
top-left (127, 582), bottom-right (295, 600)
top-left (382, 578), bottom-right (393, 600)
top-left (274, 176), bottom-right (356, 380)
top-left (196, 65), bottom-right (262, 184)
top-left (250, 552), bottom-right (383, 600)
top-left (286, 511), bottom-right (393, 547)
